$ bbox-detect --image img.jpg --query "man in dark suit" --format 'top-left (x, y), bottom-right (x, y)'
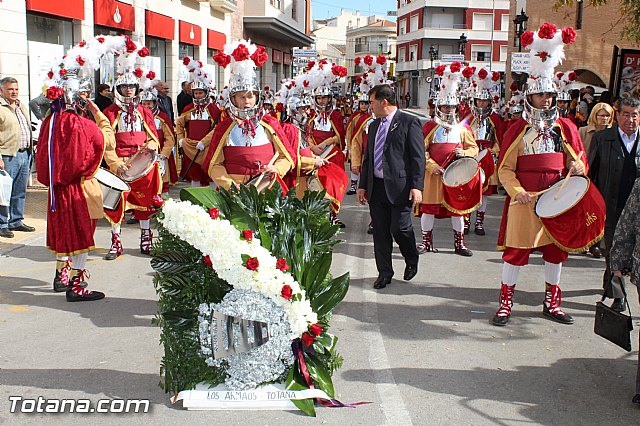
top-left (588, 97), bottom-right (640, 311)
top-left (357, 84), bottom-right (426, 289)
top-left (176, 81), bottom-right (193, 116)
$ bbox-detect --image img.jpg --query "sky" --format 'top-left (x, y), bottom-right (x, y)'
top-left (310, 0), bottom-right (397, 21)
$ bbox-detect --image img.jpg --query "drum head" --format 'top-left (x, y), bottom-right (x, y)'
top-left (121, 148), bottom-right (156, 181)
top-left (476, 149), bottom-right (489, 162)
top-left (95, 168), bottom-right (130, 191)
top-left (535, 176), bottom-right (589, 218)
top-left (307, 174), bottom-right (323, 191)
top-left (443, 157), bottom-right (479, 187)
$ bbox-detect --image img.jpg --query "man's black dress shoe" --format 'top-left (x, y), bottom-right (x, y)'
top-left (373, 276), bottom-right (392, 289)
top-left (0, 228), bottom-right (14, 238)
top-left (632, 394), bottom-right (640, 404)
top-left (10, 224), bottom-right (35, 232)
top-left (611, 297), bottom-right (626, 313)
top-left (404, 264), bottom-right (418, 281)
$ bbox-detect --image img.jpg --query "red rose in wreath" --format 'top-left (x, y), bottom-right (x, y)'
top-left (208, 208), bottom-right (220, 219)
top-left (281, 284), bottom-right (293, 300)
top-left (245, 257), bottom-right (259, 271)
top-left (276, 258), bottom-right (290, 271)
top-left (301, 332), bottom-right (315, 346)
top-left (242, 230), bottom-right (253, 242)
top-left (309, 323), bottom-right (323, 336)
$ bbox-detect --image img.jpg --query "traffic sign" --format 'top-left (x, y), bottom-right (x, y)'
top-left (511, 52), bottom-right (530, 73)
top-left (293, 48), bottom-right (318, 58)
top-left (440, 54), bottom-right (465, 63)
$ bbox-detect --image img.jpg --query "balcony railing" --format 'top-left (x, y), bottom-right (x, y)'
top-left (209, 0), bottom-right (237, 13)
top-left (355, 43), bottom-right (390, 54)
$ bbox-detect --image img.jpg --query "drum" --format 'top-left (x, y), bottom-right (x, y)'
top-left (476, 149), bottom-right (495, 184)
top-left (535, 175), bottom-right (606, 252)
top-left (95, 168), bottom-right (130, 211)
top-left (120, 147), bottom-right (158, 182)
top-left (158, 156), bottom-right (167, 177)
top-left (307, 173), bottom-right (324, 191)
top-left (246, 172), bottom-right (275, 193)
top-left (318, 145), bottom-right (334, 159)
top-left (441, 157), bottom-right (483, 214)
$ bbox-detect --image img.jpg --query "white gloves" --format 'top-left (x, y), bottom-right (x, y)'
top-left (196, 142), bottom-right (205, 151)
top-left (178, 139), bottom-right (184, 148)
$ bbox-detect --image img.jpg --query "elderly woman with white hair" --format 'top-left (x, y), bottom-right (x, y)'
top-left (609, 177), bottom-right (640, 404)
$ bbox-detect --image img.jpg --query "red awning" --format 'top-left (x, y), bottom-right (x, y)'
top-left (94, 0), bottom-right (135, 31)
top-left (207, 29), bottom-right (226, 50)
top-left (179, 21), bottom-right (202, 46)
top-left (26, 0), bottom-right (85, 21)
top-left (145, 10), bottom-right (174, 40)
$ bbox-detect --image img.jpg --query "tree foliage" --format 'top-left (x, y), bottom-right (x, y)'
top-left (554, 0), bottom-right (640, 43)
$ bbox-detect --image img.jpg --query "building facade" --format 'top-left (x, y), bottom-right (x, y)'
top-left (0, 0), bottom-right (311, 109)
top-left (346, 19), bottom-right (397, 93)
top-left (395, 0), bottom-right (509, 108)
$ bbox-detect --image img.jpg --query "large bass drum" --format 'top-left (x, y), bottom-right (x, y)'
top-left (120, 147), bottom-right (158, 182)
top-left (95, 168), bottom-right (130, 210)
top-left (441, 157), bottom-right (484, 214)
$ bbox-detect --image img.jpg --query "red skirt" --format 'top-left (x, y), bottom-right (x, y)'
top-left (104, 165), bottom-right (162, 224)
top-left (47, 182), bottom-right (97, 255)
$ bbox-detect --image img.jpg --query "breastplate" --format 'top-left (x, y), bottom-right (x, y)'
top-left (522, 125), bottom-right (563, 155)
top-left (434, 125), bottom-right (462, 143)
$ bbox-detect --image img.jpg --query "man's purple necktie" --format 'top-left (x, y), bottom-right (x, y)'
top-left (373, 117), bottom-right (387, 176)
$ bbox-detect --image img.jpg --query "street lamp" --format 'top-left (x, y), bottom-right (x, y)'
top-left (429, 45), bottom-right (438, 100)
top-left (458, 33), bottom-right (468, 55)
top-left (513, 9), bottom-right (529, 52)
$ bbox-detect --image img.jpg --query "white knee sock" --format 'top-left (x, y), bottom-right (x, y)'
top-left (56, 255), bottom-right (69, 262)
top-left (479, 195), bottom-right (488, 212)
top-left (502, 262), bottom-right (520, 285)
top-left (112, 224), bottom-right (121, 234)
top-left (544, 262), bottom-right (562, 285)
top-left (190, 180), bottom-right (199, 188)
top-left (139, 219), bottom-right (150, 230)
top-left (451, 216), bottom-right (464, 233)
top-left (209, 181), bottom-right (218, 189)
top-left (421, 214), bottom-right (435, 232)
top-left (351, 172), bottom-right (359, 181)
top-left (71, 253), bottom-right (88, 270)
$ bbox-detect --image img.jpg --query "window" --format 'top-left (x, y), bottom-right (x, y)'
top-left (500, 45), bottom-right (507, 62)
top-left (398, 47), bottom-right (406, 63)
top-left (410, 14), bottom-right (419, 32)
top-left (409, 45), bottom-right (417, 61)
top-left (146, 37), bottom-right (167, 82)
top-left (269, 0), bottom-right (282, 9)
top-left (399, 19), bottom-right (406, 35)
top-left (26, 14), bottom-right (74, 48)
top-left (501, 14), bottom-right (509, 32)
top-left (292, 0), bottom-right (297, 20)
top-left (471, 44), bottom-right (492, 62)
top-left (206, 48), bottom-right (223, 91)
top-left (179, 43), bottom-right (196, 61)
top-left (472, 13), bottom-right (493, 31)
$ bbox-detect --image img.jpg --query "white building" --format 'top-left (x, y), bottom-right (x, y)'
top-left (395, 0), bottom-right (510, 108)
top-left (346, 19), bottom-right (397, 93)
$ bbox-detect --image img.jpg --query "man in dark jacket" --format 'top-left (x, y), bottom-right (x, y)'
top-left (588, 97), bottom-right (640, 311)
top-left (357, 84), bottom-right (425, 289)
top-left (156, 81), bottom-right (174, 124)
top-left (176, 81), bottom-right (193, 115)
top-left (94, 84), bottom-right (113, 112)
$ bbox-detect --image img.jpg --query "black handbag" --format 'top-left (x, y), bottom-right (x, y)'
top-left (594, 276), bottom-right (633, 352)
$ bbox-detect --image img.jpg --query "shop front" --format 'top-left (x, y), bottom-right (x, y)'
top-left (145, 10), bottom-right (175, 83)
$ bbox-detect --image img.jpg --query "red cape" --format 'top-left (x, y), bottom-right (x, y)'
top-left (308, 109), bottom-right (346, 149)
top-left (103, 103), bottom-right (159, 139)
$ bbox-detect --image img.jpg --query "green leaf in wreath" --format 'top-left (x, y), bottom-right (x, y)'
top-left (151, 250), bottom-right (194, 274)
top-left (310, 272), bottom-right (349, 317)
top-left (180, 187), bottom-right (226, 210)
top-left (285, 363), bottom-right (316, 417)
top-left (314, 333), bottom-right (338, 353)
top-left (241, 254), bottom-right (250, 264)
top-left (304, 353), bottom-right (335, 398)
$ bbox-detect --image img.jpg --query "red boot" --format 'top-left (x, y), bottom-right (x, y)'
top-left (417, 230), bottom-right (436, 254)
top-left (453, 231), bottom-right (473, 256)
top-left (492, 283), bottom-right (515, 326)
top-left (474, 211), bottom-right (486, 235)
top-left (140, 229), bottom-right (153, 255)
top-left (105, 232), bottom-right (123, 260)
top-left (543, 284), bottom-right (574, 324)
top-left (66, 270), bottom-right (105, 302)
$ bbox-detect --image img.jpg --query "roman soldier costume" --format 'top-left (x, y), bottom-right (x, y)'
top-left (102, 41), bottom-right (163, 260)
top-left (493, 23), bottom-right (585, 326)
top-left (416, 62), bottom-right (477, 257)
top-left (175, 58), bottom-right (222, 187)
top-left (202, 40), bottom-right (293, 191)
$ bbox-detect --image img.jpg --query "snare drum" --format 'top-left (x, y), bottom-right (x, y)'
top-left (307, 173), bottom-right (324, 191)
top-left (120, 147), bottom-right (158, 182)
top-left (441, 157), bottom-right (483, 214)
top-left (535, 175), bottom-right (606, 252)
top-left (95, 168), bottom-right (130, 210)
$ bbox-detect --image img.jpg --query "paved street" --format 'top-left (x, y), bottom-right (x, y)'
top-left (1, 181), bottom-right (639, 425)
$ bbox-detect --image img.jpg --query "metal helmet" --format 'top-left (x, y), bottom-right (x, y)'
top-left (435, 99), bottom-right (459, 127)
top-left (472, 88), bottom-right (493, 119)
top-left (312, 86), bottom-right (333, 111)
top-left (114, 72), bottom-right (140, 110)
top-left (139, 89), bottom-right (159, 114)
top-left (508, 103), bottom-right (524, 115)
top-left (190, 80), bottom-right (211, 107)
top-left (524, 77), bottom-right (558, 128)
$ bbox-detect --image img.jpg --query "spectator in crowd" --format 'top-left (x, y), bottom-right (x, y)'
top-left (94, 84), bottom-right (113, 112)
top-left (357, 84), bottom-right (425, 289)
top-left (588, 97), bottom-right (640, 312)
top-left (0, 77), bottom-right (35, 238)
top-left (404, 92), bottom-right (411, 108)
top-left (608, 176), bottom-right (640, 405)
top-left (156, 81), bottom-right (174, 123)
top-left (578, 86), bottom-right (596, 125)
top-left (29, 87), bottom-right (50, 121)
top-left (177, 81), bottom-right (193, 115)
top-left (580, 102), bottom-right (615, 155)
top-left (599, 90), bottom-right (612, 106)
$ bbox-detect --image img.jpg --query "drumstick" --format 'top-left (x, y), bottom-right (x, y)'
top-left (553, 150), bottom-right (583, 200)
top-left (253, 153), bottom-right (279, 188)
top-left (323, 150), bottom-right (338, 161)
top-left (509, 186), bottom-right (557, 206)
